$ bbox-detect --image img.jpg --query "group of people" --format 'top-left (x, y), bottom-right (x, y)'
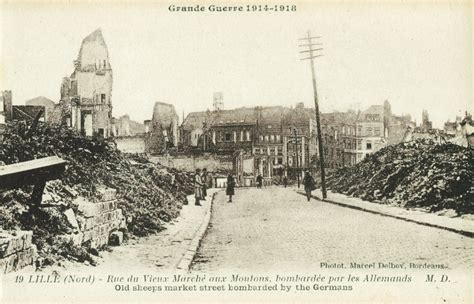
top-left (193, 168), bottom-right (236, 205)
top-left (255, 170), bottom-right (316, 201)
top-left (193, 168), bottom-right (209, 206)
top-left (192, 168), bottom-right (316, 205)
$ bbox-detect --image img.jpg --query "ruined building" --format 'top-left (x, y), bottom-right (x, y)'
top-left (1, 91), bottom-right (46, 125)
top-left (0, 91), bottom-right (12, 126)
top-left (59, 29), bottom-right (113, 137)
top-left (145, 102), bottom-right (179, 154)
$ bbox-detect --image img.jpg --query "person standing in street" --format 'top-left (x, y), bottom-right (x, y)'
top-left (194, 168), bottom-right (203, 206)
top-left (256, 174), bottom-right (262, 189)
top-left (303, 170), bottom-right (315, 202)
top-left (283, 175), bottom-right (288, 188)
top-left (201, 168), bottom-right (208, 199)
top-left (226, 174), bottom-right (235, 203)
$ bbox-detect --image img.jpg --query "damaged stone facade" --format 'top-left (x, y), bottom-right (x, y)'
top-left (59, 29), bottom-right (113, 138)
top-left (145, 102), bottom-right (179, 154)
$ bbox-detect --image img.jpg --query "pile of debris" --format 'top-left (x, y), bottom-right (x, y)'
top-left (326, 139), bottom-right (473, 214)
top-left (0, 121), bottom-right (194, 266)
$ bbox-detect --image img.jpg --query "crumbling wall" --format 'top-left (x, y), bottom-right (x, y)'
top-left (60, 187), bottom-right (126, 249)
top-left (116, 136), bottom-right (146, 154)
top-left (149, 154), bottom-right (233, 172)
top-left (0, 231), bottom-right (37, 274)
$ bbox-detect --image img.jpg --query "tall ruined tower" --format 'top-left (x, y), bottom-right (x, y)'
top-left (61, 29), bottom-right (113, 137)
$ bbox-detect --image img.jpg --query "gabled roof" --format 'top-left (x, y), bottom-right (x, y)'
top-left (361, 105), bottom-right (384, 115)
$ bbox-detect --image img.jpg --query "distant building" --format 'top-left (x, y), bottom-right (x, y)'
top-left (180, 100), bottom-right (420, 179)
top-left (0, 91), bottom-right (12, 126)
top-left (355, 102), bottom-right (391, 162)
top-left (58, 29), bottom-right (113, 137)
top-left (25, 96), bottom-right (55, 122)
top-left (180, 104), bottom-right (316, 180)
top-left (444, 112), bottom-right (473, 148)
top-left (180, 111), bottom-right (208, 148)
top-left (145, 102), bottom-right (179, 154)
top-left (1, 91), bottom-right (46, 125)
top-left (0, 90), bottom-right (12, 137)
top-left (144, 120), bottom-right (151, 134)
top-left (317, 111), bottom-right (358, 169)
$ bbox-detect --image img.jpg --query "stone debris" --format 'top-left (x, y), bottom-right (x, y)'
top-left (0, 121), bottom-right (194, 267)
top-left (109, 231), bottom-right (124, 246)
top-left (0, 231), bottom-right (37, 274)
top-left (326, 139), bottom-right (473, 214)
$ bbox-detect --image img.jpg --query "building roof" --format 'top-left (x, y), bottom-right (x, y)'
top-left (181, 112), bottom-right (208, 131)
top-left (182, 106), bottom-right (297, 130)
top-left (321, 112), bottom-right (358, 125)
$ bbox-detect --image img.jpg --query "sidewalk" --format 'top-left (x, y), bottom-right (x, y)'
top-left (297, 188), bottom-right (474, 238)
top-left (6, 188), bottom-right (221, 276)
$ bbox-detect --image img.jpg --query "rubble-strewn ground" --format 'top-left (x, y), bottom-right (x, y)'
top-left (326, 139), bottom-right (473, 214)
top-left (0, 121), bottom-right (194, 266)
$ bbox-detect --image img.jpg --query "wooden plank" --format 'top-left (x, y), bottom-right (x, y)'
top-left (0, 156), bottom-right (66, 190)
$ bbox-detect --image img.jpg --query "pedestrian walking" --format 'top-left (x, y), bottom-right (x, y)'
top-left (201, 168), bottom-right (208, 199)
top-left (256, 174), bottom-right (262, 189)
top-left (303, 170), bottom-right (315, 202)
top-left (194, 168), bottom-right (203, 206)
top-left (283, 176), bottom-right (288, 188)
top-left (226, 174), bottom-right (235, 203)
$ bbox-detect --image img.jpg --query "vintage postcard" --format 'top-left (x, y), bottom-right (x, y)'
top-left (0, 0), bottom-right (472, 303)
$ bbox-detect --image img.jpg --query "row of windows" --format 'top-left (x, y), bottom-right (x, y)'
top-left (94, 59), bottom-right (108, 70)
top-left (94, 93), bottom-right (107, 104)
top-left (258, 134), bottom-right (282, 143)
top-left (356, 125), bottom-right (381, 136)
top-left (341, 126), bottom-right (356, 136)
top-left (365, 114), bottom-right (381, 121)
top-left (256, 157), bottom-right (284, 165)
top-left (215, 130), bottom-right (251, 142)
top-left (356, 139), bottom-right (373, 150)
top-left (254, 146), bottom-right (283, 156)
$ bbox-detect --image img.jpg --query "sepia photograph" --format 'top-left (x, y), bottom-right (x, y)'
top-left (0, 1), bottom-right (472, 303)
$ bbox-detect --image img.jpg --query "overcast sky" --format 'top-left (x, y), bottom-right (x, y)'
top-left (1, 2), bottom-right (471, 128)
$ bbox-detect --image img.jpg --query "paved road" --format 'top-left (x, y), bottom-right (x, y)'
top-left (192, 187), bottom-right (474, 272)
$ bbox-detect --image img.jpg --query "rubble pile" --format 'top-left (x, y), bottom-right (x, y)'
top-left (326, 139), bottom-right (473, 214)
top-left (0, 121), bottom-right (194, 265)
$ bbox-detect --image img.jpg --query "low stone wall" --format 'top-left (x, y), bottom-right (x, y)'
top-left (150, 154), bottom-right (233, 172)
top-left (0, 231), bottom-right (37, 274)
top-left (60, 187), bottom-right (127, 249)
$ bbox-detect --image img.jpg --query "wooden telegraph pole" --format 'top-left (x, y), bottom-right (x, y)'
top-left (299, 30), bottom-right (327, 199)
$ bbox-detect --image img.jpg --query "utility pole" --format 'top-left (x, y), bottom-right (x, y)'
top-left (299, 30), bottom-right (327, 199)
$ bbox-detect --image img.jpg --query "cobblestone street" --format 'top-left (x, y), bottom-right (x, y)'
top-left (193, 187), bottom-right (474, 272)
